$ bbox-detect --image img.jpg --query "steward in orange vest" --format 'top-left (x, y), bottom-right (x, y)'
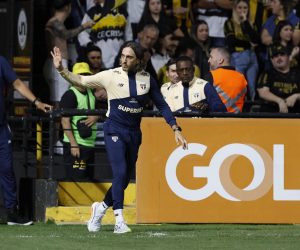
top-left (206, 66), bottom-right (247, 113)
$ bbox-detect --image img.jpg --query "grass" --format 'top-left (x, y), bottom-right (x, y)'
top-left (0, 223), bottom-right (300, 250)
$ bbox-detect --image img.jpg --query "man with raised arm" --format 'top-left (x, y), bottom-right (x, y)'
top-left (51, 42), bottom-right (188, 234)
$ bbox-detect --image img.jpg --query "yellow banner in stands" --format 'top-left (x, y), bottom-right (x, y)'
top-left (136, 118), bottom-right (300, 224)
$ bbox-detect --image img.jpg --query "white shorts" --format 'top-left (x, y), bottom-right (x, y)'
top-left (43, 58), bottom-right (70, 102)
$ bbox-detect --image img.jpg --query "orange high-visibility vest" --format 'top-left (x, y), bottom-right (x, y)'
top-left (211, 67), bottom-right (247, 113)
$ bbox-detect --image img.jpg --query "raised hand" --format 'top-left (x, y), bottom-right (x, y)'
top-left (50, 47), bottom-right (63, 71)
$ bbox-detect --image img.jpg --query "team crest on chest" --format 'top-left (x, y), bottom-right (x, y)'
top-left (118, 83), bottom-right (124, 87)
top-left (193, 93), bottom-right (199, 98)
top-left (140, 83), bottom-right (146, 90)
top-left (112, 136), bottom-right (119, 142)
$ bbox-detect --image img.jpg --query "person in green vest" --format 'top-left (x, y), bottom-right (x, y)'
top-left (59, 62), bottom-right (99, 180)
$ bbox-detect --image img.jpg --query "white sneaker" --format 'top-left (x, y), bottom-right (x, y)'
top-left (113, 221), bottom-right (131, 234)
top-left (87, 202), bottom-right (105, 232)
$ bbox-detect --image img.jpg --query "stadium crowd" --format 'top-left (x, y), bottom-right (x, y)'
top-left (44, 0), bottom-right (300, 115)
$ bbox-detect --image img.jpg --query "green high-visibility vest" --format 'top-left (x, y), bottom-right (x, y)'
top-left (63, 87), bottom-right (97, 147)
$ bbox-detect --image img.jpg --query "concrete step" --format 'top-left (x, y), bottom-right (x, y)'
top-left (46, 205), bottom-right (136, 225)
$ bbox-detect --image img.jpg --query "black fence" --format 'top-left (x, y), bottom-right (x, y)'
top-left (8, 108), bottom-right (300, 182)
top-left (8, 109), bottom-right (110, 182)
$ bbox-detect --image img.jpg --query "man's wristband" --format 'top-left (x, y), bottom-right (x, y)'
top-left (32, 97), bottom-right (41, 105)
top-left (173, 126), bottom-right (182, 132)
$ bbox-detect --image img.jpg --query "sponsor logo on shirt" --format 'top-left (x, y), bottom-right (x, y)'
top-left (112, 136), bottom-right (118, 142)
top-left (118, 105), bottom-right (143, 113)
top-left (129, 98), bottom-right (138, 103)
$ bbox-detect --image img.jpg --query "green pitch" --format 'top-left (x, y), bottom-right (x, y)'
top-left (1, 223), bottom-right (300, 250)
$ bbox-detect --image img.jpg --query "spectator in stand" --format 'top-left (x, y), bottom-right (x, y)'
top-left (137, 24), bottom-right (161, 81)
top-left (77, 0), bottom-right (129, 69)
top-left (248, 0), bottom-right (272, 75)
top-left (83, 44), bottom-right (106, 74)
top-left (157, 41), bottom-right (201, 86)
top-left (137, 24), bottom-right (160, 54)
top-left (151, 28), bottom-right (179, 73)
top-left (224, 0), bottom-right (259, 101)
top-left (83, 44), bottom-right (107, 104)
top-left (43, 0), bottom-right (94, 106)
top-left (114, 25), bottom-right (160, 82)
top-left (137, 0), bottom-right (181, 37)
top-left (0, 55), bottom-right (52, 225)
top-left (189, 20), bottom-right (211, 78)
top-left (126, 0), bottom-right (146, 40)
top-left (294, 0), bottom-right (300, 44)
top-left (60, 62), bottom-right (99, 180)
top-left (43, 0), bottom-right (94, 154)
top-left (273, 20), bottom-right (300, 67)
top-left (66, 0), bottom-right (92, 63)
top-left (163, 56), bottom-right (226, 112)
top-left (248, 0), bottom-right (271, 31)
top-left (163, 0), bottom-right (193, 36)
top-left (261, 0), bottom-right (299, 47)
top-left (257, 43), bottom-right (300, 113)
top-left (206, 47), bottom-right (248, 113)
top-left (193, 0), bottom-right (234, 47)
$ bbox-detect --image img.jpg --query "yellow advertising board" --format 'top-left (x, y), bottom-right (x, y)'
top-left (136, 117), bottom-right (300, 223)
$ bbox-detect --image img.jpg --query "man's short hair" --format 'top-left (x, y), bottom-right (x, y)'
top-left (210, 47), bottom-right (231, 63)
top-left (176, 56), bottom-right (193, 66)
top-left (53, 0), bottom-right (71, 10)
top-left (166, 58), bottom-right (177, 70)
top-left (86, 44), bottom-right (102, 55)
top-left (142, 24), bottom-right (159, 35)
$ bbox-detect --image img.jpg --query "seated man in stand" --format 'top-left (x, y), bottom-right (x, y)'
top-left (257, 44), bottom-right (300, 113)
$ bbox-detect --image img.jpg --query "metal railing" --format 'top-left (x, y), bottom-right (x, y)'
top-left (8, 108), bottom-right (300, 181)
